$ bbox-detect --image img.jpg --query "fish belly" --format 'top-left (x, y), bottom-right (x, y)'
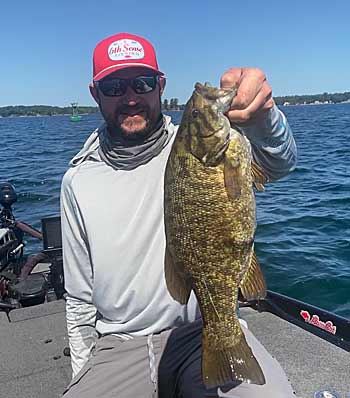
top-left (164, 137), bottom-right (265, 387)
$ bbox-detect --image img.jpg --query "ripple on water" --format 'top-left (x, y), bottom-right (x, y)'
top-left (1, 108), bottom-right (350, 317)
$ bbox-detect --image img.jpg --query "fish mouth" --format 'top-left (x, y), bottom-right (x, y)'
top-left (194, 82), bottom-right (237, 111)
top-left (195, 82), bottom-right (236, 98)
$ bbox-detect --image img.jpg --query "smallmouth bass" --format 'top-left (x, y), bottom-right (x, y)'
top-left (164, 82), bottom-right (268, 388)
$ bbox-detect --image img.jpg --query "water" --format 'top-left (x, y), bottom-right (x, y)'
top-left (0, 105), bottom-right (349, 317)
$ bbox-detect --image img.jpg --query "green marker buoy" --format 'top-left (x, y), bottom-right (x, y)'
top-left (70, 102), bottom-right (82, 122)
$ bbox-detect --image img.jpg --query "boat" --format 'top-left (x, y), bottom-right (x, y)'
top-left (0, 187), bottom-right (349, 397)
top-left (2, 268), bottom-right (349, 397)
top-left (70, 102), bottom-right (82, 122)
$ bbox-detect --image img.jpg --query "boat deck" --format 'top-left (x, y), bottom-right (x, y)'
top-left (0, 301), bottom-right (348, 398)
top-left (0, 300), bottom-right (70, 398)
top-left (240, 307), bottom-right (349, 397)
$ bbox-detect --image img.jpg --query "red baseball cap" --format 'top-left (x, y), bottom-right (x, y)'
top-left (92, 32), bottom-right (164, 81)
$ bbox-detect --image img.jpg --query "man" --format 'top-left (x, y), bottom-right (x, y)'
top-left (61, 32), bottom-right (297, 398)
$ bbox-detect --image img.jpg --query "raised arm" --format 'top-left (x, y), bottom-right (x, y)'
top-left (61, 170), bottom-right (98, 377)
top-left (221, 67), bottom-right (297, 181)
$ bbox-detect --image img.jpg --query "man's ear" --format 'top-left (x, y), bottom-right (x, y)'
top-left (89, 83), bottom-right (100, 105)
top-left (159, 76), bottom-right (166, 96)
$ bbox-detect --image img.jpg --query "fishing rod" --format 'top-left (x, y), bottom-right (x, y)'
top-left (241, 290), bottom-right (350, 352)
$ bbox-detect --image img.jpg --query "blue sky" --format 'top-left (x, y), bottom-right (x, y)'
top-left (1, 0), bottom-right (350, 106)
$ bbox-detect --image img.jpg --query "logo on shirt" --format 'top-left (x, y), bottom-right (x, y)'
top-left (108, 39), bottom-right (144, 61)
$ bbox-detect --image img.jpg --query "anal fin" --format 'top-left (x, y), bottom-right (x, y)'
top-left (164, 246), bottom-right (192, 304)
top-left (239, 251), bottom-right (267, 301)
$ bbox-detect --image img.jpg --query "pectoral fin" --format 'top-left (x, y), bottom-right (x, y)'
top-left (224, 156), bottom-right (242, 200)
top-left (239, 251), bottom-right (267, 301)
top-left (251, 161), bottom-right (269, 192)
top-left (164, 246), bottom-right (192, 304)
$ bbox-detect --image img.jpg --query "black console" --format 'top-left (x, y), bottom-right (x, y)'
top-left (41, 216), bottom-right (64, 299)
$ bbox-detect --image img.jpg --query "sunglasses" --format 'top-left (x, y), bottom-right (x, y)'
top-left (95, 75), bottom-right (159, 97)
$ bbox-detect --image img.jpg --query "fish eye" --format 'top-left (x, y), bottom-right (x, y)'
top-left (192, 109), bottom-right (199, 118)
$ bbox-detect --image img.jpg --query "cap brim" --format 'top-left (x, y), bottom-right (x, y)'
top-left (93, 64), bottom-right (164, 81)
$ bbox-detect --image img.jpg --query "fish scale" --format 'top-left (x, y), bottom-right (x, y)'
top-left (164, 82), bottom-right (267, 388)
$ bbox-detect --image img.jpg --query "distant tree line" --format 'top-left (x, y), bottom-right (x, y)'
top-left (274, 91), bottom-right (350, 106)
top-left (0, 105), bottom-right (98, 118)
top-left (2, 90), bottom-right (350, 118)
top-left (162, 98), bottom-right (185, 111)
top-left (163, 91), bottom-right (350, 110)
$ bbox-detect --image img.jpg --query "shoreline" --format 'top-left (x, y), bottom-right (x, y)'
top-left (279, 101), bottom-right (350, 107)
top-left (1, 101), bottom-right (350, 119)
top-left (0, 112), bottom-right (98, 119)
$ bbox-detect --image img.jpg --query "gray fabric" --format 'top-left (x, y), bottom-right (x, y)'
top-left (61, 110), bottom-right (297, 377)
top-left (158, 319), bottom-right (296, 398)
top-left (62, 320), bottom-right (296, 398)
top-left (99, 116), bottom-right (171, 171)
top-left (240, 105), bottom-right (297, 181)
top-left (61, 118), bottom-right (199, 375)
top-left (63, 330), bottom-right (167, 398)
top-left (65, 296), bottom-right (98, 377)
top-left (68, 114), bottom-right (174, 169)
top-left (69, 126), bottom-right (101, 166)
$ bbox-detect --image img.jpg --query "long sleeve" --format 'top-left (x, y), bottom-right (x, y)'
top-left (240, 105), bottom-right (297, 181)
top-left (61, 170), bottom-right (98, 377)
top-left (65, 295), bottom-right (97, 377)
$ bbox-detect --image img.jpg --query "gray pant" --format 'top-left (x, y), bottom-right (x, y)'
top-left (63, 320), bottom-right (296, 398)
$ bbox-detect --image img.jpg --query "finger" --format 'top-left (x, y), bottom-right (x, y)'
top-left (227, 82), bottom-right (274, 124)
top-left (220, 68), bottom-right (243, 89)
top-left (227, 87), bottom-right (273, 124)
top-left (262, 96), bottom-right (275, 111)
top-left (231, 69), bottom-right (266, 110)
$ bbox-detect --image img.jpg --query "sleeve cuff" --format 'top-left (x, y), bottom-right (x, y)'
top-left (239, 104), bottom-right (285, 146)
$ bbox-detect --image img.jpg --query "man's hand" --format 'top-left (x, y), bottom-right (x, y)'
top-left (220, 67), bottom-right (275, 125)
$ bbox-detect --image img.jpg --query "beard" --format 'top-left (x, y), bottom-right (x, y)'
top-left (101, 104), bottom-right (160, 142)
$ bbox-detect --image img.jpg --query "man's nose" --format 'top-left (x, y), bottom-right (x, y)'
top-left (123, 85), bottom-right (138, 106)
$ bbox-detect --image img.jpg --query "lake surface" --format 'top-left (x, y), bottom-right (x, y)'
top-left (0, 104), bottom-right (349, 317)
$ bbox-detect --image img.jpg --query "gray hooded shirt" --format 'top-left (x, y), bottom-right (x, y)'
top-left (61, 109), bottom-right (297, 376)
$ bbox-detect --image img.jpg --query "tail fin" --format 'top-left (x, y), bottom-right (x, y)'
top-left (202, 329), bottom-right (265, 388)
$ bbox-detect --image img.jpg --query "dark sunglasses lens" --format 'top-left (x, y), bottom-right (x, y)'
top-left (132, 76), bottom-right (158, 94)
top-left (99, 79), bottom-right (127, 96)
top-left (97, 76), bottom-right (158, 96)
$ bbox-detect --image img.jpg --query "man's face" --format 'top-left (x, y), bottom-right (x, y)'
top-left (90, 67), bottom-right (165, 141)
